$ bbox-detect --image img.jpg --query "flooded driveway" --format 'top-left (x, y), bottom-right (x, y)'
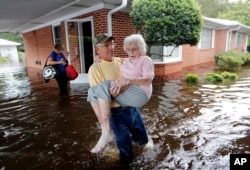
top-left (0, 65), bottom-right (250, 169)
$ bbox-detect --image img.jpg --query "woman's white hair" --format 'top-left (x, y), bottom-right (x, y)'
top-left (123, 34), bottom-right (147, 55)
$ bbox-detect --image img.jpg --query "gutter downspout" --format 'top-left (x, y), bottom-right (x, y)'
top-left (107, 0), bottom-right (127, 35)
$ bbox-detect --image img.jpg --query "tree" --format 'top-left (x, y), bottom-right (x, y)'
top-left (195, 0), bottom-right (231, 18)
top-left (218, 0), bottom-right (250, 27)
top-left (130, 0), bottom-right (203, 55)
top-left (196, 0), bottom-right (250, 26)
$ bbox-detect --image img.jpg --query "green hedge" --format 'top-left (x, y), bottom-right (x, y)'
top-left (214, 51), bottom-right (250, 71)
top-left (204, 71), bottom-right (238, 84)
top-left (185, 73), bottom-right (199, 84)
top-left (0, 56), bottom-right (9, 64)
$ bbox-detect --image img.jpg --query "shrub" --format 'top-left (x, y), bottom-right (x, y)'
top-left (237, 54), bottom-right (246, 65)
top-left (220, 71), bottom-right (238, 81)
top-left (185, 73), bottom-right (199, 84)
top-left (245, 53), bottom-right (250, 65)
top-left (18, 52), bottom-right (25, 63)
top-left (204, 73), bottom-right (224, 83)
top-left (0, 56), bottom-right (9, 64)
top-left (214, 51), bottom-right (250, 71)
top-left (215, 52), bottom-right (242, 71)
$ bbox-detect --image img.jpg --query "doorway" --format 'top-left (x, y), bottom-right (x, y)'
top-left (79, 21), bottom-right (93, 73)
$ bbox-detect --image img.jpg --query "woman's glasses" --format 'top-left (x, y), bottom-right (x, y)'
top-left (126, 47), bottom-right (138, 53)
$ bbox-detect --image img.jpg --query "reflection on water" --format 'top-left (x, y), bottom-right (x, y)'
top-left (0, 65), bottom-right (250, 169)
top-left (0, 66), bottom-right (30, 100)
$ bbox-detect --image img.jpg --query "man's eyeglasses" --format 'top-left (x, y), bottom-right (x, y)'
top-left (97, 43), bottom-right (115, 48)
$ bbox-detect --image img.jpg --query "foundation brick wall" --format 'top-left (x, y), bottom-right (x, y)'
top-left (154, 62), bottom-right (182, 76)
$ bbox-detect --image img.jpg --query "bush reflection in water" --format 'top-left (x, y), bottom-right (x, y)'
top-left (0, 66), bottom-right (250, 170)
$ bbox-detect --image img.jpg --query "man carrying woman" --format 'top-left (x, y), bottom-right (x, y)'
top-left (87, 33), bottom-right (154, 164)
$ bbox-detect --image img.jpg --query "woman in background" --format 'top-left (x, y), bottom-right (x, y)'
top-left (48, 44), bottom-right (69, 93)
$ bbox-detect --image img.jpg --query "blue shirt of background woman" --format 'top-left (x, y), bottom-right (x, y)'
top-left (49, 51), bottom-right (67, 74)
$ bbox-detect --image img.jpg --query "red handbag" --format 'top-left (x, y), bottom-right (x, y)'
top-left (65, 65), bottom-right (78, 80)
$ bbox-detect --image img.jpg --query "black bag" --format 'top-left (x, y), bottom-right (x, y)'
top-left (42, 56), bottom-right (60, 83)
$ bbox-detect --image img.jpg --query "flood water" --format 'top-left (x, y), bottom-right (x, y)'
top-left (0, 64), bottom-right (250, 170)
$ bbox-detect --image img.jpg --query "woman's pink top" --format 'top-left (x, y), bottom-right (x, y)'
top-left (120, 56), bottom-right (154, 99)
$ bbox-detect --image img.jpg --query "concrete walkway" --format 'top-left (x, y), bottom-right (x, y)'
top-left (70, 73), bottom-right (89, 84)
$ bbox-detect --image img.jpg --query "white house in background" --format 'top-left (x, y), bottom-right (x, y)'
top-left (0, 39), bottom-right (21, 64)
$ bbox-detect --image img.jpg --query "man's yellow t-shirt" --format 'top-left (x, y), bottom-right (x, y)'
top-left (88, 58), bottom-right (123, 107)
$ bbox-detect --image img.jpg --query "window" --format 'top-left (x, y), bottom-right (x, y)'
top-left (235, 32), bottom-right (243, 48)
top-left (150, 45), bottom-right (181, 63)
top-left (52, 25), bottom-right (62, 45)
top-left (150, 46), bottom-right (163, 62)
top-left (199, 28), bottom-right (212, 49)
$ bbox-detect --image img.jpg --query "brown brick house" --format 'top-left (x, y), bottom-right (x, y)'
top-left (152, 17), bottom-right (250, 78)
top-left (1, 0), bottom-right (249, 83)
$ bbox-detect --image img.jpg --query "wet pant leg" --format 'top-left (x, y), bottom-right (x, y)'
top-left (110, 106), bottom-right (148, 164)
top-left (130, 107), bottom-right (148, 145)
top-left (55, 74), bottom-right (68, 93)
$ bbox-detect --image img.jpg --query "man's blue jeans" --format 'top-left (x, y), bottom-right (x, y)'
top-left (110, 106), bottom-right (148, 164)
